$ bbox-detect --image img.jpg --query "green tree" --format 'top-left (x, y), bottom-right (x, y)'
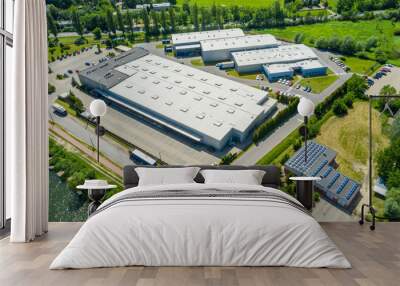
top-left (384, 189), bottom-right (400, 219)
top-left (346, 75), bottom-right (368, 99)
top-left (106, 8), bottom-right (116, 35)
top-left (315, 37), bottom-right (329, 50)
top-left (116, 7), bottom-right (125, 36)
top-left (380, 85), bottom-right (397, 98)
top-left (365, 36), bottom-right (378, 51)
top-left (192, 3), bottom-right (199, 31)
top-left (125, 10), bottom-right (135, 42)
top-left (47, 11), bottom-right (59, 39)
top-left (169, 8), bottom-right (176, 33)
top-left (142, 9), bottom-right (151, 42)
top-left (340, 36), bottom-right (356, 55)
top-left (375, 49), bottom-right (388, 64)
top-left (294, 33), bottom-right (304, 44)
top-left (332, 100), bottom-right (348, 116)
top-left (70, 6), bottom-right (84, 38)
top-left (151, 11), bottom-right (160, 36)
top-left (93, 27), bottom-right (102, 40)
top-left (160, 10), bottom-right (168, 34)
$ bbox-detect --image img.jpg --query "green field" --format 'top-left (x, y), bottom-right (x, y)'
top-left (48, 35), bottom-right (103, 60)
top-left (263, 20), bottom-right (400, 47)
top-left (341, 56), bottom-right (380, 75)
top-left (299, 74), bottom-right (339, 93)
top-left (316, 102), bottom-right (389, 182)
top-left (176, 0), bottom-right (283, 8)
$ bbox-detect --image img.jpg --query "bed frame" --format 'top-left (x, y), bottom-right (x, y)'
top-left (123, 165), bottom-right (281, 189)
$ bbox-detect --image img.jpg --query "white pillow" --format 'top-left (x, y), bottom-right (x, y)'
top-left (136, 167), bottom-right (201, 186)
top-left (200, 169), bottom-right (266, 185)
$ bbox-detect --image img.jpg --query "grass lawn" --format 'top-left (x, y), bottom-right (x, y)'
top-left (316, 102), bottom-right (390, 182)
top-left (176, 0), bottom-right (283, 8)
top-left (190, 58), bottom-right (205, 66)
top-left (264, 20), bottom-right (400, 47)
top-left (342, 56), bottom-right (380, 75)
top-left (48, 35), bottom-right (103, 60)
top-left (299, 74), bottom-right (339, 93)
top-left (296, 9), bottom-right (328, 17)
top-left (226, 69), bottom-right (258, 80)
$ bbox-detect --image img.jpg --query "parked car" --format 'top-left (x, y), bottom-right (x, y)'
top-left (52, 103), bottom-right (67, 116)
top-left (296, 84), bottom-right (301, 89)
top-left (85, 62), bottom-right (91, 66)
top-left (67, 69), bottom-right (73, 74)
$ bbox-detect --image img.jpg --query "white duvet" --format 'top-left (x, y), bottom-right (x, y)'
top-left (50, 183), bottom-right (351, 269)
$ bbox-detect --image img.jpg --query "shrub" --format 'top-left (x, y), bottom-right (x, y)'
top-left (280, 153), bottom-right (290, 165)
top-left (313, 192), bottom-right (320, 203)
top-left (332, 100), bottom-right (348, 116)
top-left (74, 37), bottom-right (86, 45)
top-left (343, 94), bottom-right (354, 108)
top-left (48, 83), bottom-right (56, 94)
top-left (293, 139), bottom-right (302, 151)
top-left (219, 152), bottom-right (238, 165)
top-left (56, 74), bottom-right (64, 80)
top-left (394, 27), bottom-right (400, 36)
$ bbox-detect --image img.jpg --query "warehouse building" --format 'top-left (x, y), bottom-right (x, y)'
top-left (232, 44), bottom-right (321, 74)
top-left (263, 60), bottom-right (327, 82)
top-left (79, 48), bottom-right (277, 150)
top-left (284, 141), bottom-right (361, 211)
top-left (200, 34), bottom-right (279, 62)
top-left (171, 29), bottom-right (245, 57)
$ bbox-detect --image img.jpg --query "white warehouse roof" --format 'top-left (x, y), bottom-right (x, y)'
top-left (109, 54), bottom-right (277, 146)
top-left (200, 34), bottom-right (278, 52)
top-left (265, 60), bottom-right (326, 74)
top-left (232, 44), bottom-right (319, 67)
top-left (171, 29), bottom-right (245, 46)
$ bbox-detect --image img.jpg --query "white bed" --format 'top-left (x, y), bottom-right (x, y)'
top-left (50, 183), bottom-right (351, 269)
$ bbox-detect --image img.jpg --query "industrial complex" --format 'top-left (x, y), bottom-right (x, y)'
top-left (170, 29), bottom-right (327, 82)
top-left (171, 29), bottom-right (245, 57)
top-left (79, 48), bottom-right (277, 150)
top-left (200, 34), bottom-right (279, 62)
top-left (284, 141), bottom-right (361, 211)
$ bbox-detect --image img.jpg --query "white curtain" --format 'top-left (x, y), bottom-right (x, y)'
top-left (7, 0), bottom-right (48, 242)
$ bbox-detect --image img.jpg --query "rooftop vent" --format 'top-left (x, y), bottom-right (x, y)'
top-left (152, 80), bottom-right (160, 84)
top-left (187, 73), bottom-right (194, 77)
top-left (125, 84), bottom-right (133, 88)
top-left (196, 113), bottom-right (205, 119)
top-left (201, 78), bottom-right (208, 81)
top-left (235, 102), bottom-right (243, 107)
top-left (188, 85), bottom-right (195, 89)
top-left (175, 80), bottom-right (182, 84)
top-left (162, 75), bottom-right (169, 79)
top-left (180, 91), bottom-right (187, 95)
top-left (194, 96), bottom-right (203, 101)
top-left (210, 102), bottom-right (218, 107)
top-left (165, 101), bottom-right (173, 106)
top-left (150, 71), bottom-right (157, 74)
top-left (166, 86), bottom-right (173, 89)
top-left (213, 121), bottom-right (223, 127)
top-left (142, 68), bottom-right (148, 71)
top-left (141, 75), bottom-right (148, 79)
top-left (180, 107), bottom-right (189, 112)
top-left (151, 95), bottom-right (159, 100)
top-left (227, 109), bottom-right (235, 114)
top-left (202, 91), bottom-right (210, 95)
top-left (218, 96), bottom-right (226, 100)
top-left (230, 88), bottom-right (238, 92)
top-left (138, 90), bottom-right (146, 94)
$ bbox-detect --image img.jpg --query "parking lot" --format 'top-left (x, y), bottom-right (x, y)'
top-left (367, 65), bottom-right (400, 95)
top-left (49, 47), bottom-right (220, 166)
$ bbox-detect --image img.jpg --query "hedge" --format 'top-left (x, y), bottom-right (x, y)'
top-left (253, 97), bottom-right (300, 143)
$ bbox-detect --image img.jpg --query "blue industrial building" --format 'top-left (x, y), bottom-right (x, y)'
top-left (284, 141), bottom-right (361, 212)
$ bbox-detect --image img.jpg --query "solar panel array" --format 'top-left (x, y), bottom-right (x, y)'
top-left (285, 141), bottom-right (361, 209)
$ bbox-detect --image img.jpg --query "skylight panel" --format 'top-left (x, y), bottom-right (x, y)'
top-left (166, 86), bottom-right (173, 89)
top-left (175, 80), bottom-right (182, 84)
top-left (215, 83), bottom-right (222, 87)
top-left (151, 95), bottom-right (159, 100)
top-left (125, 84), bottom-right (133, 88)
top-left (194, 96), bottom-right (203, 101)
top-left (218, 96), bottom-right (226, 100)
top-left (196, 113), bottom-right (205, 119)
top-left (230, 88), bottom-right (238, 92)
top-left (188, 85), bottom-right (195, 89)
top-left (165, 101), bottom-right (173, 106)
top-left (180, 91), bottom-right (187, 95)
top-left (153, 80), bottom-right (160, 84)
top-left (235, 102), bottom-right (243, 107)
top-left (138, 90), bottom-right (146, 94)
top-left (142, 68), bottom-right (148, 71)
top-left (150, 71), bottom-right (157, 74)
top-left (227, 109), bottom-right (235, 114)
top-left (202, 91), bottom-right (210, 95)
top-left (141, 75), bottom-right (148, 79)
top-left (162, 75), bottom-right (169, 79)
top-left (213, 121), bottom-right (223, 127)
top-left (180, 107), bottom-right (189, 112)
top-left (210, 102), bottom-right (218, 107)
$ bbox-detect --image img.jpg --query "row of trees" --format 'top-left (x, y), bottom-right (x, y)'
top-left (337, 0), bottom-right (399, 15)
